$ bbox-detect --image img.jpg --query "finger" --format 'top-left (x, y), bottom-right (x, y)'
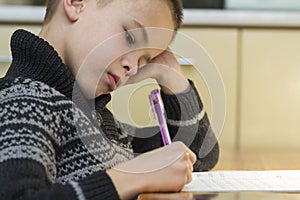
top-left (126, 66), bottom-right (138, 76)
top-left (188, 155), bottom-right (195, 173)
top-left (183, 151), bottom-right (195, 175)
top-left (189, 160), bottom-right (194, 172)
top-left (187, 172), bottom-right (192, 184)
top-left (151, 51), bottom-right (178, 66)
top-left (186, 149), bottom-right (197, 165)
top-left (125, 64), bottom-right (153, 85)
top-left (186, 162), bottom-right (193, 184)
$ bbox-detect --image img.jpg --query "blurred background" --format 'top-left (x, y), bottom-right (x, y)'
top-left (1, 0), bottom-right (300, 154)
top-left (2, 0), bottom-right (300, 10)
top-left (0, 0), bottom-right (45, 5)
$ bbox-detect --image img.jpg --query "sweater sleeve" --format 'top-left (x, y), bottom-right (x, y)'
top-left (0, 160), bottom-right (118, 200)
top-left (131, 80), bottom-right (219, 171)
top-left (0, 81), bottom-right (120, 200)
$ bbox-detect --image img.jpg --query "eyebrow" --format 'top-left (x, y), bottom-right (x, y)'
top-left (133, 19), bottom-right (149, 44)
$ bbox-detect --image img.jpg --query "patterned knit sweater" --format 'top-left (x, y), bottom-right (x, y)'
top-left (0, 29), bottom-right (219, 200)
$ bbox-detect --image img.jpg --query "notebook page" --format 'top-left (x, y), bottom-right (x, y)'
top-left (183, 170), bottom-right (300, 192)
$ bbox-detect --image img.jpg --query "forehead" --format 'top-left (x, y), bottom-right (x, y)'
top-left (99, 0), bottom-right (176, 49)
top-left (105, 0), bottom-right (175, 30)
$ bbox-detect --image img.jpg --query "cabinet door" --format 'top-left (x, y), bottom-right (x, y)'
top-left (176, 28), bottom-right (239, 149)
top-left (240, 29), bottom-right (300, 149)
top-left (0, 25), bottom-right (41, 77)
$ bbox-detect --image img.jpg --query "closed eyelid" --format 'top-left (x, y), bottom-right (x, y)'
top-left (124, 20), bottom-right (148, 46)
top-left (132, 20), bottom-right (148, 43)
top-left (125, 30), bottom-right (135, 46)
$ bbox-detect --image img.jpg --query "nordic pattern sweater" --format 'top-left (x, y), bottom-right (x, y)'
top-left (0, 29), bottom-right (219, 200)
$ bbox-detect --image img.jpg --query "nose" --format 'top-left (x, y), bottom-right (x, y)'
top-left (121, 54), bottom-right (139, 77)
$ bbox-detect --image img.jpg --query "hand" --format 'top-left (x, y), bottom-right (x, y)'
top-left (126, 49), bottom-right (190, 94)
top-left (106, 141), bottom-right (196, 200)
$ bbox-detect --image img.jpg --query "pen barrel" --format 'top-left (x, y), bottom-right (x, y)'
top-left (149, 89), bottom-right (172, 146)
top-left (154, 104), bottom-right (172, 146)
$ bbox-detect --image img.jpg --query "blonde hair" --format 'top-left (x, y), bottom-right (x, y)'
top-left (43, 0), bottom-right (183, 29)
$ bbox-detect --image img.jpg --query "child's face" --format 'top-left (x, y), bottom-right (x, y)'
top-left (66, 0), bottom-right (175, 98)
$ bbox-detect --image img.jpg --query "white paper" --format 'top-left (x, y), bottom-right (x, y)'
top-left (183, 170), bottom-right (300, 192)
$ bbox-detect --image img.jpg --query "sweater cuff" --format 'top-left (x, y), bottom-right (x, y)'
top-left (71, 171), bottom-right (120, 200)
top-left (161, 80), bottom-right (204, 124)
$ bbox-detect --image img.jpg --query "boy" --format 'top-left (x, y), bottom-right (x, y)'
top-left (0, 0), bottom-right (219, 199)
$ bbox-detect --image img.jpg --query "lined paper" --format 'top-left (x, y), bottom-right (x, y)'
top-left (183, 170), bottom-right (300, 192)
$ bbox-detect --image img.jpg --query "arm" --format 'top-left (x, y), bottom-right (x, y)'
top-left (126, 50), bottom-right (219, 171)
top-left (0, 160), bottom-right (118, 200)
top-left (131, 81), bottom-right (219, 171)
top-left (0, 82), bottom-right (119, 200)
top-left (163, 81), bottom-right (219, 171)
top-left (0, 80), bottom-right (196, 200)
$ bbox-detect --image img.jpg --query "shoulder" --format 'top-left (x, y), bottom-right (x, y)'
top-left (0, 77), bottom-right (73, 132)
top-left (0, 77), bottom-right (72, 147)
top-left (0, 77), bottom-right (66, 101)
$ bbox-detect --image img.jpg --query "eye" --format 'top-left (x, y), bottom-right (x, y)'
top-left (124, 29), bottom-right (135, 46)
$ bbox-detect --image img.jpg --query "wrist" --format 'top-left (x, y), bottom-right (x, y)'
top-left (106, 169), bottom-right (146, 200)
top-left (158, 73), bottom-right (189, 94)
top-left (153, 66), bottom-right (189, 95)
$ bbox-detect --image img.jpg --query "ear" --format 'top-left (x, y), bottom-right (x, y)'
top-left (63, 0), bottom-right (85, 22)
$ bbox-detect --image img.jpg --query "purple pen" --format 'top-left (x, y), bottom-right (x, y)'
top-left (149, 89), bottom-right (172, 146)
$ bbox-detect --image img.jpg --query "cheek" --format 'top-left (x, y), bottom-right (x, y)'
top-left (74, 38), bottom-right (118, 79)
top-left (70, 31), bottom-right (134, 96)
top-left (66, 34), bottom-right (100, 77)
top-left (86, 36), bottom-right (129, 70)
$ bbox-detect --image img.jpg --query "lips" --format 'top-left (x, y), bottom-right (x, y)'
top-left (107, 73), bottom-right (120, 91)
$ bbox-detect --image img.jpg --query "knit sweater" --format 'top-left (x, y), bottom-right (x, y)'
top-left (0, 29), bottom-right (219, 200)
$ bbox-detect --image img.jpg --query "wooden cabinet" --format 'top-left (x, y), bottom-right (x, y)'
top-left (173, 28), bottom-right (239, 149)
top-left (240, 29), bottom-right (300, 149)
top-left (168, 27), bottom-right (300, 150)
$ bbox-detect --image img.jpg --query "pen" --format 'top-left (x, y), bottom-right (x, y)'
top-left (149, 89), bottom-right (172, 146)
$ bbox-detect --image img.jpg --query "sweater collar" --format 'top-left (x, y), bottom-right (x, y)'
top-left (7, 29), bottom-right (111, 111)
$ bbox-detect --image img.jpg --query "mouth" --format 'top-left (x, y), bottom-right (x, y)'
top-left (107, 72), bottom-right (120, 91)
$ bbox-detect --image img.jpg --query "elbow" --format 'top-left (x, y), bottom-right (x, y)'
top-left (193, 141), bottom-right (220, 172)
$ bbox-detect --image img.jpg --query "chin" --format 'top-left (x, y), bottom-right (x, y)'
top-left (95, 89), bottom-right (111, 97)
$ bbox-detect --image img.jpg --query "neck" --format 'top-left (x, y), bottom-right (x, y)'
top-left (39, 22), bottom-right (68, 64)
